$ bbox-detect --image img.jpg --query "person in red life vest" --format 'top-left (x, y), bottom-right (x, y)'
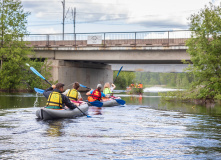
top-left (86, 84), bottom-right (107, 102)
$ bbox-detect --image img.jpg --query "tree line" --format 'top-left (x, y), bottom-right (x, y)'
top-left (113, 71), bottom-right (194, 89)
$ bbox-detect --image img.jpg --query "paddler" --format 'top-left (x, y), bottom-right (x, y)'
top-left (43, 83), bottom-right (77, 109)
top-left (63, 82), bottom-right (83, 102)
top-left (86, 84), bottom-right (107, 102)
top-left (103, 82), bottom-right (116, 96)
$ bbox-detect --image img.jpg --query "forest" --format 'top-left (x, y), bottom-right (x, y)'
top-left (113, 71), bottom-right (194, 89)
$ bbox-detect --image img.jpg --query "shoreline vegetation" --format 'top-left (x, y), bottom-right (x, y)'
top-left (159, 3), bottom-right (221, 106)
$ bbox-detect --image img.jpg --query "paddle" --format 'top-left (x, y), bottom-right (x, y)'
top-left (34, 88), bottom-right (44, 94)
top-left (34, 88), bottom-right (103, 107)
top-left (113, 66), bottom-right (123, 84)
top-left (114, 98), bottom-right (126, 105)
top-left (26, 63), bottom-right (52, 85)
top-left (79, 84), bottom-right (91, 90)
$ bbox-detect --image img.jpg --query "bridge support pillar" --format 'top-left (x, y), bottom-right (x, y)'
top-left (48, 60), bottom-right (113, 91)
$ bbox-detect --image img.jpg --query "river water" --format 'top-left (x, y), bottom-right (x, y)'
top-left (0, 87), bottom-right (221, 160)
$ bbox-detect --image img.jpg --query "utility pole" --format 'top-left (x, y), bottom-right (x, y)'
top-left (72, 7), bottom-right (76, 41)
top-left (61, 0), bottom-right (65, 40)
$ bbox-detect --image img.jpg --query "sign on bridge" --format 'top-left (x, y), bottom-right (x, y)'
top-left (87, 35), bottom-right (102, 44)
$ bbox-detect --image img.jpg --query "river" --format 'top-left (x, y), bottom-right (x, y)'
top-left (0, 87), bottom-right (221, 159)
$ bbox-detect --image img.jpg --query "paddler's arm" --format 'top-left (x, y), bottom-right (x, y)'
top-left (86, 89), bottom-right (94, 96)
top-left (43, 85), bottom-right (56, 98)
top-left (62, 94), bottom-right (77, 110)
top-left (101, 92), bottom-right (109, 98)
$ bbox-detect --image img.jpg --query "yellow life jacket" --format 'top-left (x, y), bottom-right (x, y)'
top-left (46, 91), bottom-right (62, 108)
top-left (67, 89), bottom-right (78, 101)
top-left (103, 88), bottom-right (112, 94)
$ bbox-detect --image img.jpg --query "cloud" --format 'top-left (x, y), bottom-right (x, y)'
top-left (28, 27), bottom-right (59, 34)
top-left (21, 0), bottom-right (221, 33)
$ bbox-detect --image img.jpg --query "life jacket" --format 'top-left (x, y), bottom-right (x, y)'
top-left (67, 89), bottom-right (78, 101)
top-left (91, 89), bottom-right (102, 101)
top-left (46, 91), bottom-right (62, 108)
top-left (88, 96), bottom-right (96, 102)
top-left (140, 84), bottom-right (143, 88)
top-left (103, 88), bottom-right (112, 94)
top-left (131, 84), bottom-right (134, 87)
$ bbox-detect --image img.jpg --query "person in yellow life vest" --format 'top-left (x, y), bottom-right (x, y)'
top-left (43, 83), bottom-right (77, 110)
top-left (63, 82), bottom-right (83, 101)
top-left (103, 82), bottom-right (116, 96)
top-left (86, 84), bottom-right (107, 102)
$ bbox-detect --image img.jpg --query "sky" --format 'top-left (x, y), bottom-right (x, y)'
top-left (21, 0), bottom-right (221, 34)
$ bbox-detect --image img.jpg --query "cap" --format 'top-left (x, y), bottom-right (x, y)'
top-left (97, 84), bottom-right (102, 88)
top-left (56, 83), bottom-right (65, 89)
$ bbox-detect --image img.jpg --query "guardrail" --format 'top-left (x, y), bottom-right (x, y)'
top-left (24, 30), bottom-right (192, 47)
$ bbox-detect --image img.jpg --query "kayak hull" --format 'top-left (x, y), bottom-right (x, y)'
top-left (102, 99), bottom-right (119, 107)
top-left (36, 103), bottom-right (89, 120)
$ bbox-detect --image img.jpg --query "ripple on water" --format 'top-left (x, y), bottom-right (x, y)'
top-left (0, 102), bottom-right (221, 159)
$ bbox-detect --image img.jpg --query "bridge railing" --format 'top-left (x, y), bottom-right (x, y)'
top-left (24, 30), bottom-right (192, 47)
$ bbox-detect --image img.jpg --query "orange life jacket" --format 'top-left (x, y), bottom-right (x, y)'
top-left (88, 96), bottom-right (97, 102)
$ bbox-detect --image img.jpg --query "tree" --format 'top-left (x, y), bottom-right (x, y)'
top-left (185, 2), bottom-right (221, 101)
top-left (0, 0), bottom-right (33, 90)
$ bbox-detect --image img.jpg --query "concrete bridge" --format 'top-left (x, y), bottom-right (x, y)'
top-left (26, 30), bottom-right (192, 89)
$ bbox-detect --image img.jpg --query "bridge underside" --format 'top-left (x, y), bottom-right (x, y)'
top-left (32, 47), bottom-right (190, 87)
top-left (34, 47), bottom-right (190, 65)
top-left (111, 64), bottom-right (190, 72)
top-left (48, 60), bottom-right (113, 91)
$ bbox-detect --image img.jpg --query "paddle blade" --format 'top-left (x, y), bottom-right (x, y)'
top-left (89, 101), bottom-right (103, 107)
top-left (34, 88), bottom-right (45, 94)
top-left (30, 67), bottom-right (46, 80)
top-left (80, 84), bottom-right (91, 90)
top-left (115, 99), bottom-right (126, 105)
top-left (117, 66), bottom-right (123, 77)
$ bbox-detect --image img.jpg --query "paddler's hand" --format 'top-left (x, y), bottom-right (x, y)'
top-left (52, 85), bottom-right (56, 89)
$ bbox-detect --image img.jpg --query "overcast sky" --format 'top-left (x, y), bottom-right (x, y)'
top-left (21, 0), bottom-right (221, 34)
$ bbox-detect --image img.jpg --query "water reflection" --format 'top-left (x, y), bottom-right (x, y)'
top-left (43, 120), bottom-right (65, 137)
top-left (89, 106), bottom-right (102, 115)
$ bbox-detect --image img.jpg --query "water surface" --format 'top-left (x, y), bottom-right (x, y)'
top-left (0, 89), bottom-right (221, 159)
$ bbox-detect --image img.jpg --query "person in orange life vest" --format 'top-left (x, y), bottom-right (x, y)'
top-left (139, 83), bottom-right (143, 88)
top-left (130, 83), bottom-right (135, 88)
top-left (86, 84), bottom-right (107, 102)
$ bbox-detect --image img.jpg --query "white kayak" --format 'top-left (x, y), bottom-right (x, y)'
top-left (36, 103), bottom-right (89, 120)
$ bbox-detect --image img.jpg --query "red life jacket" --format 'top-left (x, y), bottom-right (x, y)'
top-left (91, 89), bottom-right (102, 101)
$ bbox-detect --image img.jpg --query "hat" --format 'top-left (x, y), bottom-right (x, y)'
top-left (56, 83), bottom-right (65, 89)
top-left (97, 84), bottom-right (102, 88)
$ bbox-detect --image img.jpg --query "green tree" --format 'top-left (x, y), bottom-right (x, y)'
top-left (0, 0), bottom-right (32, 90)
top-left (114, 71), bottom-right (135, 89)
top-left (185, 2), bottom-right (221, 100)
